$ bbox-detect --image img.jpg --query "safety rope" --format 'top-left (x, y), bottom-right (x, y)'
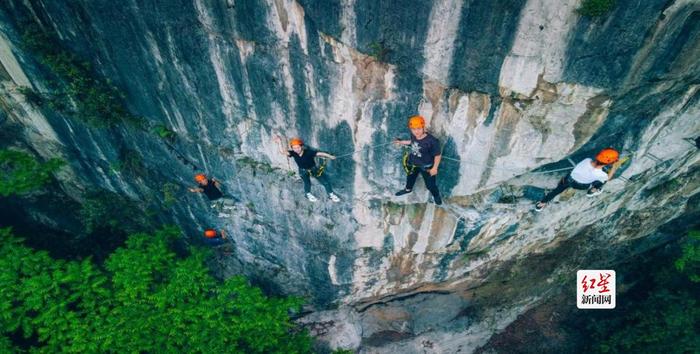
top-left (333, 141), bottom-right (395, 159)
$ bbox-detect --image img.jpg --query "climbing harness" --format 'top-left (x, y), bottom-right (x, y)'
top-left (305, 158), bottom-right (327, 177)
top-left (401, 148), bottom-right (433, 175)
top-left (402, 148), bottom-right (418, 175)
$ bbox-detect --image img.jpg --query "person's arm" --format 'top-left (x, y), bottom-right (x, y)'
top-left (607, 159), bottom-right (624, 179)
top-left (393, 137), bottom-right (411, 146)
top-left (429, 155), bottom-right (441, 176)
top-left (212, 179), bottom-right (224, 192)
top-left (189, 187), bottom-right (203, 193)
top-left (429, 139), bottom-right (441, 176)
top-left (317, 152), bottom-right (336, 160)
top-left (272, 135), bottom-right (290, 156)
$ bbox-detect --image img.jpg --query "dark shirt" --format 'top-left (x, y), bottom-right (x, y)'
top-left (407, 133), bottom-right (440, 167)
top-left (288, 149), bottom-right (317, 170)
top-left (201, 179), bottom-right (223, 200)
top-left (203, 237), bottom-right (225, 246)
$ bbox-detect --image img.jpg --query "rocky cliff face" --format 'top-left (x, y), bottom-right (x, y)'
top-left (1, 0), bottom-right (699, 352)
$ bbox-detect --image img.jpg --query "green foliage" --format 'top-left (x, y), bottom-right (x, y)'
top-left (591, 290), bottom-right (700, 353)
top-left (0, 149), bottom-right (64, 197)
top-left (0, 227), bottom-right (313, 353)
top-left (161, 182), bottom-right (180, 208)
top-left (368, 41), bottom-right (388, 62)
top-left (586, 230), bottom-right (700, 353)
top-left (384, 201), bottom-right (403, 215)
top-left (675, 230), bottom-right (700, 282)
top-left (237, 156), bottom-right (278, 174)
top-left (79, 190), bottom-right (150, 235)
top-left (577, 0), bottom-right (616, 17)
top-left (113, 148), bottom-right (146, 178)
top-left (21, 23), bottom-right (138, 128)
top-left (152, 124), bottom-right (177, 141)
top-left (17, 86), bottom-right (45, 106)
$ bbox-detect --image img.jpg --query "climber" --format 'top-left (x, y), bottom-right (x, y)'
top-left (273, 135), bottom-right (341, 203)
top-left (189, 173), bottom-right (236, 216)
top-left (534, 148), bottom-right (624, 212)
top-left (203, 228), bottom-right (227, 246)
top-left (393, 115), bottom-right (443, 205)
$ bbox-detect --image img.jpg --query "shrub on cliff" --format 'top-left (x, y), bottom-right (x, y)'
top-left (578, 0), bottom-right (616, 17)
top-left (0, 226), bottom-right (312, 353)
top-left (588, 230), bottom-right (700, 353)
top-left (0, 149), bottom-right (64, 197)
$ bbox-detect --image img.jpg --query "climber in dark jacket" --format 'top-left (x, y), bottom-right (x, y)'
top-left (189, 173), bottom-right (236, 217)
top-left (273, 135), bottom-right (341, 203)
top-left (393, 115), bottom-right (443, 205)
top-left (203, 228), bottom-right (227, 246)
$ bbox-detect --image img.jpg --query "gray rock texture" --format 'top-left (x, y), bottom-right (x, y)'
top-left (0, 0), bottom-right (699, 352)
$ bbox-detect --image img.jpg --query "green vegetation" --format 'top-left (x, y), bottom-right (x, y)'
top-left (585, 230), bottom-right (700, 353)
top-left (577, 0), bottom-right (616, 17)
top-left (246, 202), bottom-right (256, 213)
top-left (384, 201), bottom-right (403, 217)
top-left (152, 124), bottom-right (177, 141)
top-left (237, 156), bottom-right (278, 174)
top-left (0, 226), bottom-right (312, 353)
top-left (79, 190), bottom-right (150, 235)
top-left (0, 149), bottom-right (64, 197)
top-left (368, 41), bottom-right (389, 62)
top-left (21, 23), bottom-right (138, 128)
top-left (112, 148), bottom-right (146, 178)
top-left (17, 86), bottom-right (45, 106)
top-left (162, 182), bottom-right (180, 208)
top-left (675, 230), bottom-right (700, 282)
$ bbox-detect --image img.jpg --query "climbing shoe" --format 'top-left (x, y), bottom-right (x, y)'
top-left (329, 193), bottom-right (341, 202)
top-left (217, 212), bottom-right (231, 218)
top-left (534, 202), bottom-right (546, 212)
top-left (395, 189), bottom-right (412, 196)
top-left (306, 193), bottom-right (318, 202)
top-left (587, 187), bottom-right (603, 197)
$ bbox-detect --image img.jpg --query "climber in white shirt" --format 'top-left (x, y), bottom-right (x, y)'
top-left (535, 148), bottom-right (624, 212)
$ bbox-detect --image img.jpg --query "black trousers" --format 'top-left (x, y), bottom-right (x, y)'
top-left (541, 175), bottom-right (604, 203)
top-left (300, 167), bottom-right (334, 194)
top-left (405, 166), bottom-right (441, 200)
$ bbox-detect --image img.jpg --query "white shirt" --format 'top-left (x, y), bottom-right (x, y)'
top-left (570, 158), bottom-right (608, 184)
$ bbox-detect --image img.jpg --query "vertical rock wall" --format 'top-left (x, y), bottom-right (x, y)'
top-left (1, 0), bottom-right (698, 351)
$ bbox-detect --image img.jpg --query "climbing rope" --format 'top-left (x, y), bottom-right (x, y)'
top-left (333, 141), bottom-right (396, 159)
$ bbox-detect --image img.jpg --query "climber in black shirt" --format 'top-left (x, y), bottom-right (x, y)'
top-left (393, 115), bottom-right (443, 205)
top-left (190, 173), bottom-right (223, 200)
top-left (189, 173), bottom-right (236, 216)
top-left (274, 135), bottom-right (341, 203)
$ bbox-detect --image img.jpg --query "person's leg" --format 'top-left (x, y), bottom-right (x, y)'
top-left (540, 176), bottom-right (571, 203)
top-left (300, 169), bottom-right (312, 194)
top-left (405, 169), bottom-right (420, 190)
top-left (587, 180), bottom-right (605, 196)
top-left (220, 197), bottom-right (236, 210)
top-left (314, 171), bottom-right (334, 195)
top-left (396, 168), bottom-right (419, 195)
top-left (420, 169), bottom-right (442, 204)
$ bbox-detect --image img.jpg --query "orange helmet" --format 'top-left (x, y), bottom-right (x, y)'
top-left (194, 173), bottom-right (207, 182)
top-left (596, 148), bottom-right (619, 164)
top-left (289, 137), bottom-right (304, 147)
top-left (204, 229), bottom-right (217, 238)
top-left (408, 115), bottom-right (425, 129)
